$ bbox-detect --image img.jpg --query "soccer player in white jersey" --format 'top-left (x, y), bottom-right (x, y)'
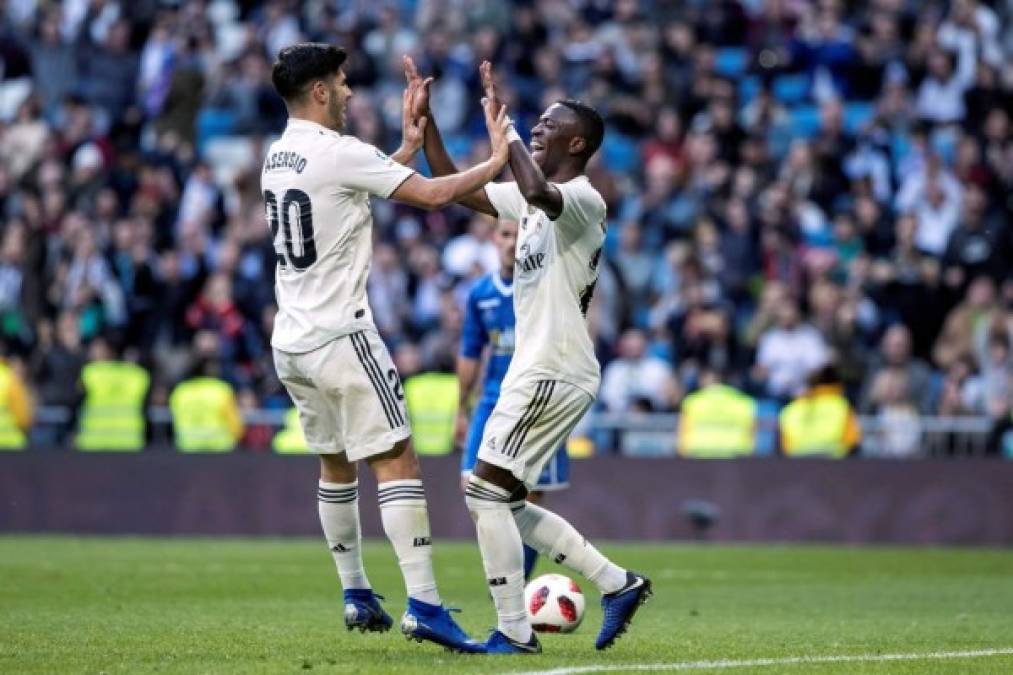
top-left (405, 57), bottom-right (652, 654)
top-left (262, 43), bottom-right (512, 653)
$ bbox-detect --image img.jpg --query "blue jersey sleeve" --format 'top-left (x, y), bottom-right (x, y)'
top-left (460, 288), bottom-right (488, 359)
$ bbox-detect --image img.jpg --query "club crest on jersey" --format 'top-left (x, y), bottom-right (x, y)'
top-left (516, 242), bottom-right (545, 273)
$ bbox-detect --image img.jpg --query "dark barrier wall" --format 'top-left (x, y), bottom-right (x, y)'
top-left (2, 454), bottom-right (1012, 545)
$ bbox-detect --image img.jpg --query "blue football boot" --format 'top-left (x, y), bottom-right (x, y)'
top-left (400, 598), bottom-right (485, 653)
top-left (343, 589), bottom-right (393, 633)
top-left (596, 571), bottom-right (652, 650)
top-left (484, 629), bottom-right (542, 654)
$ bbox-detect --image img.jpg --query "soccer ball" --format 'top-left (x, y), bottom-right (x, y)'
top-left (524, 573), bottom-right (585, 633)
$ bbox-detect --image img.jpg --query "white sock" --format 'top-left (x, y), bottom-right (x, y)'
top-left (513, 500), bottom-right (628, 594)
top-left (318, 480), bottom-right (370, 590)
top-left (377, 479), bottom-right (441, 605)
top-left (465, 475), bottom-right (531, 643)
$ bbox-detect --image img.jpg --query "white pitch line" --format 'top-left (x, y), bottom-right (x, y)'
top-left (513, 647), bottom-right (1013, 675)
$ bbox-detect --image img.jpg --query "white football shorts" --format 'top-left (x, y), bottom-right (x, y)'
top-left (478, 378), bottom-right (593, 489)
top-left (273, 329), bottom-right (410, 460)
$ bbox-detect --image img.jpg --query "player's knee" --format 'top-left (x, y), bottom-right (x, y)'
top-left (319, 453), bottom-right (356, 483)
top-left (464, 474), bottom-right (512, 518)
top-left (368, 438), bottom-right (420, 481)
top-left (473, 459), bottom-right (525, 498)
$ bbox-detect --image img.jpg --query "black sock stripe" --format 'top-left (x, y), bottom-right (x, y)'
top-left (502, 381), bottom-right (548, 456)
top-left (380, 492), bottom-right (427, 502)
top-left (377, 491), bottom-right (426, 502)
top-left (318, 488), bottom-right (357, 495)
top-left (377, 483), bottom-right (424, 493)
top-left (506, 381), bottom-right (555, 458)
top-left (465, 484), bottom-right (509, 501)
top-left (318, 496), bottom-right (358, 504)
top-left (377, 489), bottom-right (426, 497)
top-left (355, 332), bottom-right (405, 427)
top-left (465, 486), bottom-right (510, 503)
top-left (350, 332), bottom-right (398, 428)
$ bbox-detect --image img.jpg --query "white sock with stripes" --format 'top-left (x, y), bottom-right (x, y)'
top-left (377, 480), bottom-right (441, 605)
top-left (513, 500), bottom-right (628, 594)
top-left (465, 475), bottom-right (531, 643)
top-left (318, 480), bottom-right (370, 590)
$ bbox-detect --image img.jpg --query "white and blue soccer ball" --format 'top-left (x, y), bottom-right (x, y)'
top-left (524, 573), bottom-right (585, 633)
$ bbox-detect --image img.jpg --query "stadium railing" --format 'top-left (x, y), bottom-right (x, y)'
top-left (24, 406), bottom-right (1005, 458)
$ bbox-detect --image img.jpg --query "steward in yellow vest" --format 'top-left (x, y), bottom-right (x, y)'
top-left (678, 369), bottom-right (756, 458)
top-left (404, 371), bottom-right (458, 456)
top-left (0, 359), bottom-right (32, 450)
top-left (273, 407), bottom-right (309, 453)
top-left (780, 365), bottom-right (861, 458)
top-left (76, 340), bottom-right (150, 451)
top-left (169, 373), bottom-right (243, 452)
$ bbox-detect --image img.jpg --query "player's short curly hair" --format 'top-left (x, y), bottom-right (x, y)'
top-left (271, 43), bottom-right (347, 102)
top-left (558, 99), bottom-right (605, 159)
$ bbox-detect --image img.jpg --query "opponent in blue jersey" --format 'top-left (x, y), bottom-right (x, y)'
top-left (456, 218), bottom-right (569, 580)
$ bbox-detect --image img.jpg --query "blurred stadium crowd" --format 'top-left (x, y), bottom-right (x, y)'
top-left (0, 0), bottom-right (1010, 455)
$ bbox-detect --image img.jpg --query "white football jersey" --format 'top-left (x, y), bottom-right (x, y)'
top-left (485, 177), bottom-right (607, 396)
top-left (261, 118), bottom-right (414, 353)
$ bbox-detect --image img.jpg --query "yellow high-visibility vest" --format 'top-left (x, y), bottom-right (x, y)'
top-left (76, 361), bottom-right (150, 452)
top-left (169, 377), bottom-right (241, 452)
top-left (273, 407), bottom-right (310, 454)
top-left (404, 372), bottom-right (458, 456)
top-left (678, 384), bottom-right (756, 458)
top-left (780, 388), bottom-right (857, 458)
top-left (0, 363), bottom-right (27, 450)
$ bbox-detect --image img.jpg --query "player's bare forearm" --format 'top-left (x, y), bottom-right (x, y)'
top-left (390, 158), bottom-right (500, 211)
top-left (423, 117), bottom-right (497, 216)
top-left (456, 355), bottom-right (481, 407)
top-left (508, 141), bottom-right (563, 218)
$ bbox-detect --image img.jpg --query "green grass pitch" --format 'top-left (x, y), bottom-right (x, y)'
top-left (2, 537), bottom-right (1012, 674)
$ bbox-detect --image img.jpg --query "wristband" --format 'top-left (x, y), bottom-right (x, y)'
top-left (506, 126), bottom-right (522, 144)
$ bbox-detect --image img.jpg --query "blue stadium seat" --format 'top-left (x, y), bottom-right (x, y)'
top-left (715, 48), bottom-right (749, 77)
top-left (843, 102), bottom-right (875, 134)
top-left (196, 108), bottom-right (237, 152)
top-left (601, 131), bottom-right (641, 174)
top-left (738, 75), bottom-right (762, 104)
top-left (772, 74), bottom-right (810, 104)
top-left (788, 105), bottom-right (821, 138)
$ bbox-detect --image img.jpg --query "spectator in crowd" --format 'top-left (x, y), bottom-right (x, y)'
top-left (860, 324), bottom-right (936, 415)
top-left (600, 328), bottom-right (679, 413)
top-left (933, 276), bottom-right (999, 371)
top-left (753, 300), bottom-right (828, 402)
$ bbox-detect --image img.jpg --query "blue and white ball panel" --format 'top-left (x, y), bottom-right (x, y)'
top-left (462, 398), bottom-right (570, 491)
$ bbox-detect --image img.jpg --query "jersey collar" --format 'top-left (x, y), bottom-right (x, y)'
top-left (286, 117), bottom-right (341, 137)
top-left (492, 272), bottom-right (514, 297)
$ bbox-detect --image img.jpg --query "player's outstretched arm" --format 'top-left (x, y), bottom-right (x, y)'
top-left (390, 92), bottom-right (510, 211)
top-left (403, 56), bottom-right (497, 216)
top-left (480, 61), bottom-right (563, 219)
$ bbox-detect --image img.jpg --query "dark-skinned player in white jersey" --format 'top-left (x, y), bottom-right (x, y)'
top-left (263, 43), bottom-right (514, 654)
top-left (404, 57), bottom-right (652, 655)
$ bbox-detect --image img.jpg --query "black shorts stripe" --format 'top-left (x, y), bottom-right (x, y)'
top-left (352, 332), bottom-right (404, 427)
top-left (350, 332), bottom-right (399, 429)
top-left (359, 333), bottom-right (405, 426)
top-left (505, 381), bottom-right (555, 458)
top-left (502, 381), bottom-right (550, 458)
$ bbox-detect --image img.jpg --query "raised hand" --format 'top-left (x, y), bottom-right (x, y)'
top-left (403, 55), bottom-right (433, 122)
top-left (399, 83), bottom-right (428, 153)
top-left (479, 61), bottom-right (503, 115)
top-left (483, 95), bottom-right (512, 167)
